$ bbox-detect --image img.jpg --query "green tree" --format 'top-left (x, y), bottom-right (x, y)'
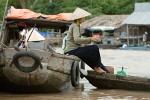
top-left (33, 2), bottom-right (61, 14)
top-left (1, 0), bottom-right (150, 22)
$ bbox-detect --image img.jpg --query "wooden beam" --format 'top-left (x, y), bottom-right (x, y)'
top-left (127, 25), bottom-right (129, 46)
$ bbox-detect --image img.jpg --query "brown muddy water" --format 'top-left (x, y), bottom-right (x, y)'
top-left (0, 49), bottom-right (150, 100)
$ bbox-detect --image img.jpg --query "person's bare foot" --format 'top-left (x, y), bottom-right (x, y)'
top-left (94, 67), bottom-right (106, 74)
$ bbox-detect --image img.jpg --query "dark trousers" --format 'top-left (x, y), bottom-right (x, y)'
top-left (67, 45), bottom-right (109, 73)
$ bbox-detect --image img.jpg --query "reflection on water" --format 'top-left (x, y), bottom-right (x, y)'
top-left (0, 84), bottom-right (150, 100)
top-left (81, 79), bottom-right (150, 100)
top-left (0, 49), bottom-right (150, 100)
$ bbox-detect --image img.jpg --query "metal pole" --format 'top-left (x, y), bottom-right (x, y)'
top-left (137, 26), bottom-right (139, 46)
top-left (133, 28), bottom-right (135, 46)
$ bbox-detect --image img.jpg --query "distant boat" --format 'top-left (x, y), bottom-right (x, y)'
top-left (83, 26), bottom-right (122, 49)
top-left (119, 46), bottom-right (150, 51)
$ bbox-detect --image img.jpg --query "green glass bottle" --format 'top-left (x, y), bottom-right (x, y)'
top-left (117, 67), bottom-right (126, 76)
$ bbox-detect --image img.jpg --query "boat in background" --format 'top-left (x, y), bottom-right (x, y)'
top-left (82, 26), bottom-right (122, 49)
top-left (119, 46), bottom-right (150, 51)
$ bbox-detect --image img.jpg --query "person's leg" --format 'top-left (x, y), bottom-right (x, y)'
top-left (93, 67), bottom-right (105, 73)
top-left (143, 41), bottom-right (147, 46)
top-left (67, 45), bottom-right (109, 73)
top-left (91, 45), bottom-right (109, 73)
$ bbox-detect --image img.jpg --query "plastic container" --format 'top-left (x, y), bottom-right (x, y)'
top-left (117, 67), bottom-right (126, 76)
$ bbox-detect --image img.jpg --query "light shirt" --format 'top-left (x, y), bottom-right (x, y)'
top-left (64, 23), bottom-right (91, 53)
top-left (143, 34), bottom-right (147, 42)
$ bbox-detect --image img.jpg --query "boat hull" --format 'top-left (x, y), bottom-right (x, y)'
top-left (84, 71), bottom-right (150, 91)
top-left (0, 48), bottom-right (80, 93)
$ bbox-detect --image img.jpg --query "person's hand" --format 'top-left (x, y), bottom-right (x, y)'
top-left (91, 34), bottom-right (101, 42)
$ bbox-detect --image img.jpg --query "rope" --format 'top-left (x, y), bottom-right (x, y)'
top-left (25, 24), bottom-right (36, 51)
top-left (0, 42), bottom-right (8, 48)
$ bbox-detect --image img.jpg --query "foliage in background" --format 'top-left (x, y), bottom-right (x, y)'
top-left (0, 0), bottom-right (150, 22)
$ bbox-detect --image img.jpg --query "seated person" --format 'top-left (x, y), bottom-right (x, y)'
top-left (64, 7), bottom-right (114, 74)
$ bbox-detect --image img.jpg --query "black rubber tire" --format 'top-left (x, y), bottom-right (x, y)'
top-left (80, 61), bottom-right (85, 79)
top-left (71, 61), bottom-right (80, 87)
top-left (13, 51), bottom-right (41, 73)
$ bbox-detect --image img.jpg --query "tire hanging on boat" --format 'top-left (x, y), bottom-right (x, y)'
top-left (80, 61), bottom-right (85, 79)
top-left (13, 51), bottom-right (41, 73)
top-left (71, 61), bottom-right (80, 87)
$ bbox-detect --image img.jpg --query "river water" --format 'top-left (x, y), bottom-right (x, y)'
top-left (0, 48), bottom-right (150, 100)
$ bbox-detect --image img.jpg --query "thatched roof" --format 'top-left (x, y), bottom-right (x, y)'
top-left (81, 15), bottom-right (129, 28)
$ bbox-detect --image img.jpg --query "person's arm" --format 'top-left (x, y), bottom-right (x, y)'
top-left (73, 25), bottom-right (91, 44)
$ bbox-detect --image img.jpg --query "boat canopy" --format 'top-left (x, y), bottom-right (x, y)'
top-left (87, 26), bottom-right (116, 31)
top-left (5, 18), bottom-right (72, 29)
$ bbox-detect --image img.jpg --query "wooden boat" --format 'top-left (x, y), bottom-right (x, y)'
top-left (0, 18), bottom-right (83, 93)
top-left (95, 44), bottom-right (122, 49)
top-left (119, 46), bottom-right (150, 51)
top-left (80, 70), bottom-right (150, 91)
